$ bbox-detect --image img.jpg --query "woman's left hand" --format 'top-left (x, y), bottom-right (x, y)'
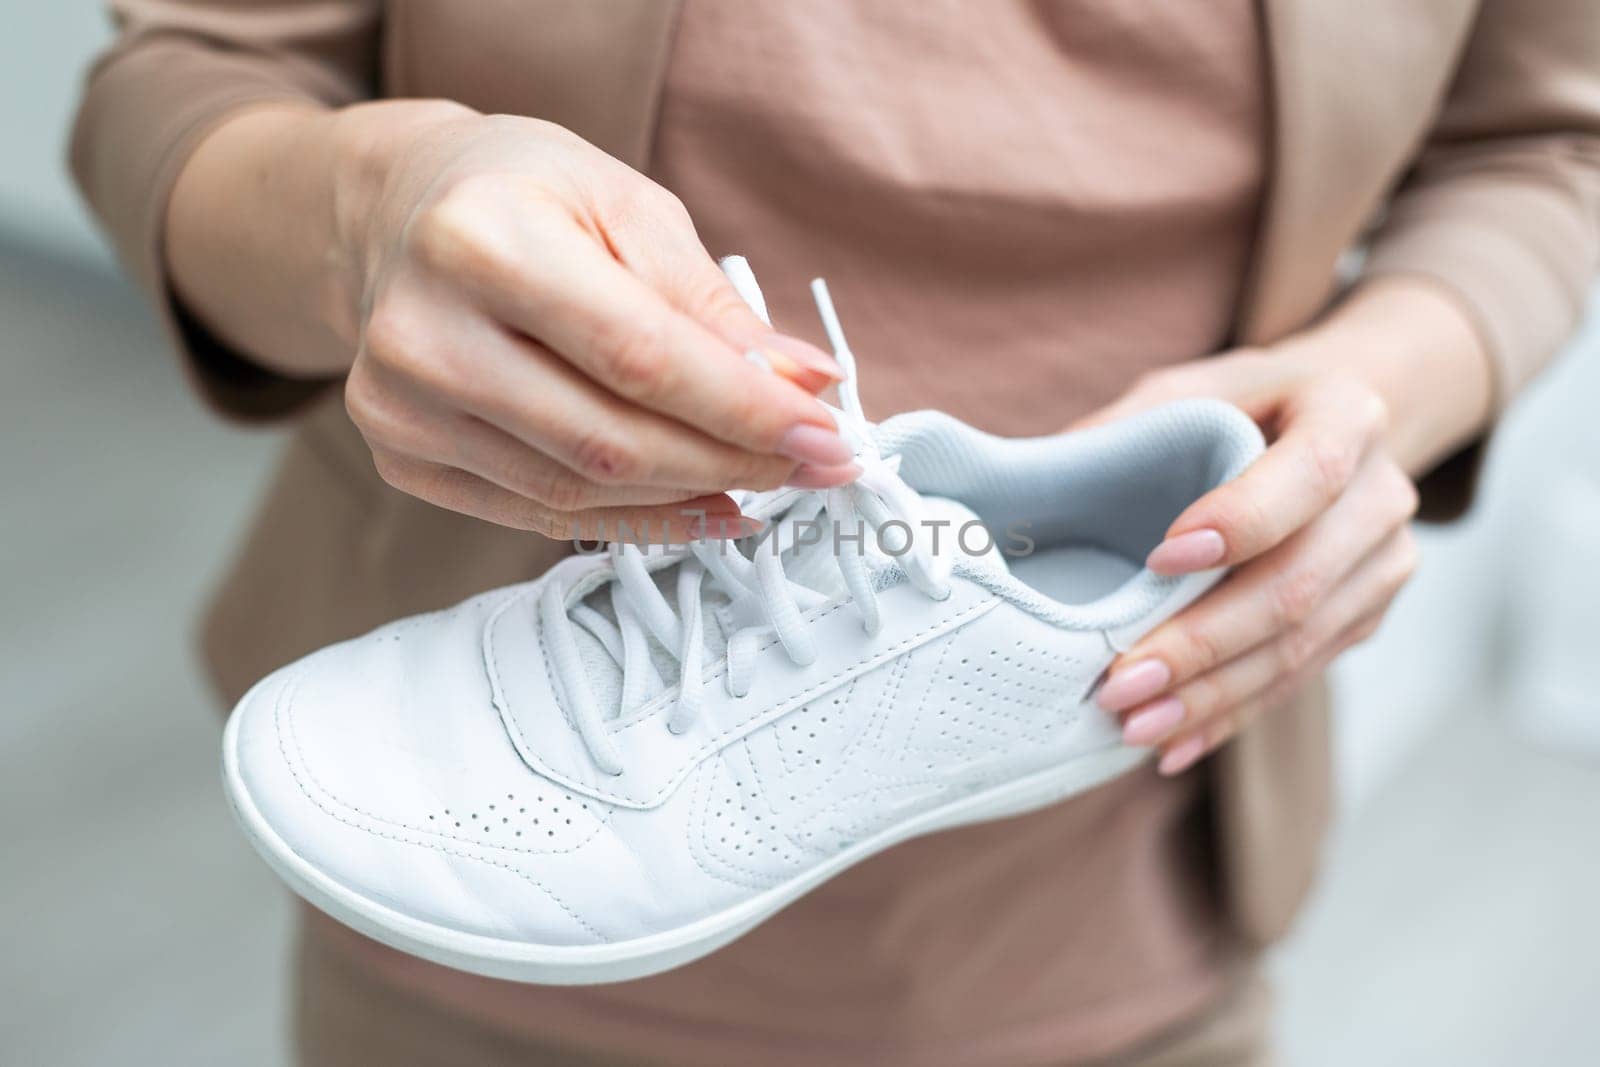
top-left (1082, 347), bottom-right (1422, 775)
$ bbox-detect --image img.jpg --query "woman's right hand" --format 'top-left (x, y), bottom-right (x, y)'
top-left (335, 105), bottom-right (856, 540)
top-left (170, 101), bottom-right (856, 541)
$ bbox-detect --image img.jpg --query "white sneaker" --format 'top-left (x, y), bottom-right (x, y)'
top-left (222, 264), bottom-right (1263, 984)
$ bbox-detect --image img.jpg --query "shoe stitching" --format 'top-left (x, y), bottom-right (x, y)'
top-left (488, 588), bottom-right (997, 807)
top-left (532, 609), bottom-right (577, 731)
top-left (737, 733), bottom-right (829, 861)
top-left (269, 675), bottom-right (607, 941)
top-left (742, 737), bottom-right (817, 858)
top-left (877, 652), bottom-right (911, 750)
top-left (619, 599), bottom-right (995, 798)
top-left (684, 758), bottom-right (783, 890)
top-left (759, 672), bottom-right (893, 813)
top-left (769, 696), bottom-right (807, 772)
top-left (715, 745), bottom-right (801, 884)
top-left (278, 671), bottom-right (613, 859)
top-left (767, 684), bottom-right (856, 775)
top-left (898, 634), bottom-right (954, 762)
top-left (764, 677), bottom-right (853, 788)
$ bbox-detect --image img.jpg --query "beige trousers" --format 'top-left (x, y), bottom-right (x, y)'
top-left (294, 919), bottom-right (1271, 1067)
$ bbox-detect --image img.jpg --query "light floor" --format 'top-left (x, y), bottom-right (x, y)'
top-left (3, 244), bottom-right (1597, 1065)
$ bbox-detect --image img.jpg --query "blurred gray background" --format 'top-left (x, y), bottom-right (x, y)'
top-left (4, 10), bottom-right (1598, 1066)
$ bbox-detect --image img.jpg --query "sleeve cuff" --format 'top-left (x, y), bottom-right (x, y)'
top-left (1362, 140), bottom-right (1600, 416)
top-left (71, 38), bottom-right (351, 419)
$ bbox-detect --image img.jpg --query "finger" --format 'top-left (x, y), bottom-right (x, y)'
top-left (369, 450), bottom-right (757, 542)
top-left (359, 313), bottom-right (824, 492)
top-left (422, 201), bottom-right (848, 459)
top-left (1099, 452), bottom-right (1414, 710)
top-left (357, 392), bottom-right (726, 510)
top-left (593, 188), bottom-right (843, 391)
top-left (477, 334), bottom-right (838, 490)
top-left (1146, 376), bottom-right (1388, 574)
top-left (1152, 677), bottom-right (1308, 776)
top-left (1122, 524), bottom-right (1416, 747)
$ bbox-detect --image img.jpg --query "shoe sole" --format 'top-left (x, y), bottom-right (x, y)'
top-left (223, 694), bottom-right (1147, 985)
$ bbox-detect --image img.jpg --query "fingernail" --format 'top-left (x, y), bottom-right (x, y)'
top-left (1122, 697), bottom-right (1185, 746)
top-left (689, 514), bottom-right (764, 540)
top-left (786, 461), bottom-right (862, 489)
top-left (1096, 659), bottom-right (1171, 712)
top-left (778, 424), bottom-right (855, 466)
top-left (764, 335), bottom-right (845, 380)
top-left (1158, 737), bottom-right (1206, 776)
top-left (1146, 529), bottom-right (1226, 575)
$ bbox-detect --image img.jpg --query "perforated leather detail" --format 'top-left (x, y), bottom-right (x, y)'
top-left (900, 627), bottom-right (1090, 768)
top-left (685, 613), bottom-right (1106, 879)
top-left (422, 788), bottom-right (608, 850)
top-left (773, 681), bottom-right (858, 773)
top-left (688, 753), bottom-right (812, 889)
top-left (281, 671), bottom-right (617, 863)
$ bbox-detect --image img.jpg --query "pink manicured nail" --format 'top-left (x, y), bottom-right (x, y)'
top-left (1097, 659), bottom-right (1172, 712)
top-left (778, 424), bottom-right (855, 466)
top-left (1123, 697), bottom-right (1185, 746)
top-left (765, 335), bottom-right (845, 380)
top-left (786, 461), bottom-right (862, 489)
top-left (1147, 529), bottom-right (1226, 575)
top-left (1158, 737), bottom-right (1206, 776)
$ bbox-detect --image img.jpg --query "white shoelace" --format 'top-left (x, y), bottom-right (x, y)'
top-left (541, 279), bottom-right (953, 776)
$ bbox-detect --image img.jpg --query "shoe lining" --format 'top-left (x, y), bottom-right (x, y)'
top-left (879, 399), bottom-right (1264, 629)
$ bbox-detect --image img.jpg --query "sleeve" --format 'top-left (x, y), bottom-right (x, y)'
top-left (1359, 0), bottom-right (1600, 519)
top-left (69, 1), bottom-right (381, 420)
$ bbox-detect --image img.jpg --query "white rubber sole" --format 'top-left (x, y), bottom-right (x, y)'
top-left (223, 709), bottom-right (1147, 985)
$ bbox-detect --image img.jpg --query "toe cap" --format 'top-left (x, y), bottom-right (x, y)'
top-left (223, 645), bottom-right (608, 949)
